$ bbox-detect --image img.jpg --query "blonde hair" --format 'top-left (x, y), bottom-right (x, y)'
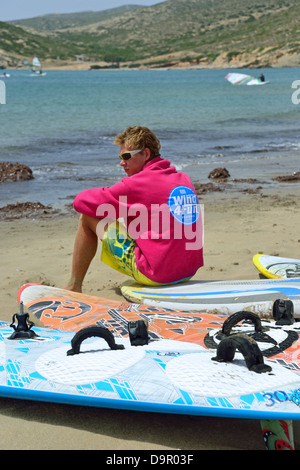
top-left (114, 126), bottom-right (161, 158)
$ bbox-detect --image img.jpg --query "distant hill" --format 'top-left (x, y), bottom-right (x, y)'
top-left (1, 0), bottom-right (300, 69)
top-left (9, 5), bottom-right (144, 31)
top-left (0, 21), bottom-right (76, 64)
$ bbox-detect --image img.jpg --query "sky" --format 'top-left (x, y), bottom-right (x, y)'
top-left (1, 0), bottom-right (161, 22)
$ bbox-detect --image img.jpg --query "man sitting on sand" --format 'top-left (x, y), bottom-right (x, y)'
top-left (65, 126), bottom-right (203, 293)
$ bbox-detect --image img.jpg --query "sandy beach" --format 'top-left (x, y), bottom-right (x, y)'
top-left (0, 183), bottom-right (299, 450)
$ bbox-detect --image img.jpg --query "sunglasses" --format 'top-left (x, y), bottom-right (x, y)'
top-left (119, 149), bottom-right (142, 161)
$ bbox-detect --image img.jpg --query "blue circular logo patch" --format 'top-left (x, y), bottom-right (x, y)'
top-left (168, 186), bottom-right (200, 225)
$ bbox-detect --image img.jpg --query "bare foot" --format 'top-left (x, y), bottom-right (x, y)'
top-left (63, 282), bottom-right (82, 293)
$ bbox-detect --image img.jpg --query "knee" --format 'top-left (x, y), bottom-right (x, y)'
top-left (79, 214), bottom-right (99, 235)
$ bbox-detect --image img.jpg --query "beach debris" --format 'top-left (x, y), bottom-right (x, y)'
top-left (208, 167), bottom-right (230, 180)
top-left (242, 187), bottom-right (262, 194)
top-left (273, 172), bottom-right (300, 182)
top-left (0, 202), bottom-right (59, 220)
top-left (194, 182), bottom-right (224, 194)
top-left (232, 178), bottom-right (259, 184)
top-left (0, 162), bottom-right (33, 183)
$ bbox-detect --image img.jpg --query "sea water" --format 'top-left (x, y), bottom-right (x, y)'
top-left (0, 68), bottom-right (299, 210)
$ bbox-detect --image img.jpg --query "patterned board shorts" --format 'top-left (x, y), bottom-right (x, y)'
top-left (100, 221), bottom-right (161, 286)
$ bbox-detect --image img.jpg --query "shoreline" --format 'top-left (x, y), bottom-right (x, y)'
top-left (1, 155), bottom-right (299, 213)
top-left (4, 63), bottom-right (299, 72)
top-left (0, 185), bottom-right (300, 450)
top-left (4, 50), bottom-right (300, 72)
top-left (3, 52), bottom-right (300, 72)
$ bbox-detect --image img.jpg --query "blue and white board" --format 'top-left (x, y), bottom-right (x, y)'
top-left (2, 317), bottom-right (300, 422)
top-left (121, 278), bottom-right (300, 317)
top-left (253, 254), bottom-right (300, 279)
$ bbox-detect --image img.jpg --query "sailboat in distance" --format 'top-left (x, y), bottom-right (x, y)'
top-left (24, 57), bottom-right (47, 76)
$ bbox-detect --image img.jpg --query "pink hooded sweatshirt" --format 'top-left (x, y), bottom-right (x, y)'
top-left (74, 157), bottom-right (203, 284)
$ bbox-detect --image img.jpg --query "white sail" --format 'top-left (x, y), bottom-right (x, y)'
top-left (32, 56), bottom-right (41, 68)
top-left (29, 56), bottom-right (46, 76)
top-left (225, 72), bottom-right (268, 86)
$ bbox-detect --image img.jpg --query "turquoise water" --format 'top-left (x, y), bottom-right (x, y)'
top-left (0, 68), bottom-right (299, 209)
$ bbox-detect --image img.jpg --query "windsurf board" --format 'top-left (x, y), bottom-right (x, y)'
top-left (253, 254), bottom-right (300, 279)
top-left (120, 278), bottom-right (300, 316)
top-left (18, 284), bottom-right (300, 374)
top-left (1, 315), bottom-right (300, 424)
top-left (14, 284), bottom-right (300, 449)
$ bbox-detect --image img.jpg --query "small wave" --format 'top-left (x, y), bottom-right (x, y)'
top-left (266, 141), bottom-right (300, 151)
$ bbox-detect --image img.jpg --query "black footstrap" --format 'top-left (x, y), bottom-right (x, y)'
top-left (67, 326), bottom-right (124, 356)
top-left (212, 334), bottom-right (272, 373)
top-left (221, 310), bottom-right (264, 337)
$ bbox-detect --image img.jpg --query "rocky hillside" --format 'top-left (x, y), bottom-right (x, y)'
top-left (1, 0), bottom-right (300, 69)
top-left (9, 5), bottom-right (143, 31)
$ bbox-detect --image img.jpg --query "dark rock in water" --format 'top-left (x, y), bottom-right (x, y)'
top-left (208, 167), bottom-right (230, 180)
top-left (0, 161), bottom-right (33, 183)
top-left (273, 172), bottom-right (300, 182)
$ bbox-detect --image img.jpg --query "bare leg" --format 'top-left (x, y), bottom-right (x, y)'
top-left (65, 214), bottom-right (101, 293)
